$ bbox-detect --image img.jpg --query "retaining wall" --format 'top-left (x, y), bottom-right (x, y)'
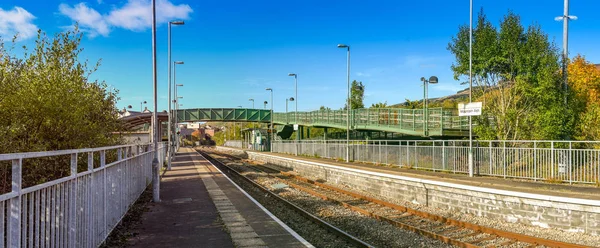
top-left (216, 146), bottom-right (600, 235)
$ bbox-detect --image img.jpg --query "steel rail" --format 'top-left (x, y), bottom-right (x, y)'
top-left (212, 149), bottom-right (593, 248)
top-left (197, 150), bottom-right (374, 248)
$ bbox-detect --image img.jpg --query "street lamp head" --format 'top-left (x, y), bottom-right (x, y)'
top-left (288, 73), bottom-right (296, 76)
top-left (178, 96), bottom-right (183, 99)
top-left (249, 98), bottom-right (254, 101)
top-left (174, 61), bottom-right (184, 64)
top-left (337, 44), bottom-right (349, 48)
top-left (265, 88), bottom-right (272, 91)
top-left (289, 97), bottom-right (295, 101)
top-left (143, 101), bottom-right (147, 104)
top-left (170, 20), bottom-right (185, 25)
top-left (176, 84), bottom-right (183, 86)
top-left (127, 105), bottom-right (132, 109)
top-left (420, 77), bottom-right (426, 82)
top-left (264, 101), bottom-right (268, 104)
top-left (429, 76), bottom-right (439, 84)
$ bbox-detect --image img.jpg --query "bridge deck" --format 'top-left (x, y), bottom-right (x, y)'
top-left (177, 108), bottom-right (470, 137)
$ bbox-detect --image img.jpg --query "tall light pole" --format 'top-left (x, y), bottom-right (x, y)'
top-left (150, 0), bottom-right (160, 202)
top-left (338, 44), bottom-right (350, 163)
top-left (175, 84), bottom-right (183, 151)
top-left (288, 73), bottom-right (299, 156)
top-left (140, 100), bottom-right (147, 112)
top-left (286, 97), bottom-right (295, 121)
top-left (249, 98), bottom-right (255, 130)
top-left (171, 61), bottom-right (183, 169)
top-left (167, 20), bottom-right (184, 170)
top-left (266, 88), bottom-right (274, 152)
top-left (468, 0), bottom-right (474, 177)
top-left (420, 76), bottom-right (438, 137)
top-left (556, 0), bottom-right (577, 138)
top-left (236, 105), bottom-right (243, 140)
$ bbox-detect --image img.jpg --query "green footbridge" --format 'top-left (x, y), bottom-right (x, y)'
top-left (176, 108), bottom-right (470, 138)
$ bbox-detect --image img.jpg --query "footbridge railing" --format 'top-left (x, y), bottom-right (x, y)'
top-left (272, 108), bottom-right (469, 136)
top-left (0, 142), bottom-right (166, 247)
top-left (272, 140), bottom-right (600, 184)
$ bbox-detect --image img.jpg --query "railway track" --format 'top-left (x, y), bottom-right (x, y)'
top-left (196, 149), bottom-right (374, 248)
top-left (204, 148), bottom-right (593, 248)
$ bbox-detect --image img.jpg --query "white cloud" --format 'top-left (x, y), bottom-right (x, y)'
top-left (59, 0), bottom-right (192, 37)
top-left (0, 6), bottom-right (38, 40)
top-left (59, 3), bottom-right (109, 37)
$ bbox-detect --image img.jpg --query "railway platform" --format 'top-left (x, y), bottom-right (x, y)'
top-left (128, 147), bottom-right (311, 248)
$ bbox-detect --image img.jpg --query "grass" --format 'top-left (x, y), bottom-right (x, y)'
top-left (100, 185), bottom-right (153, 248)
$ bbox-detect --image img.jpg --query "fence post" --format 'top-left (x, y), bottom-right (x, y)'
top-left (101, 150), bottom-right (107, 240)
top-left (87, 152), bottom-right (94, 248)
top-left (442, 141), bottom-right (446, 171)
top-left (503, 141), bottom-right (507, 179)
top-left (551, 141), bottom-right (555, 179)
top-left (569, 142), bottom-right (573, 185)
top-left (378, 140), bottom-right (382, 164)
top-left (8, 158), bottom-right (22, 248)
top-left (68, 153), bottom-right (78, 247)
top-left (489, 141), bottom-right (492, 176)
top-left (432, 141), bottom-right (436, 171)
top-left (534, 141), bottom-right (537, 181)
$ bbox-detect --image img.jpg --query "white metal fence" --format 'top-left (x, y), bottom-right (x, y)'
top-left (272, 140), bottom-right (600, 184)
top-left (223, 140), bottom-right (243, 149)
top-left (0, 142), bottom-right (166, 248)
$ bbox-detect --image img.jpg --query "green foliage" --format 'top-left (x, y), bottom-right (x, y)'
top-left (0, 27), bottom-right (122, 153)
top-left (344, 80), bottom-right (365, 110)
top-left (447, 9), bottom-right (567, 140)
top-left (370, 101), bottom-right (388, 108)
top-left (0, 27), bottom-right (122, 192)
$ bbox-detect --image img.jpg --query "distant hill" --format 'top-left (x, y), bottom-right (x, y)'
top-left (389, 86), bottom-right (474, 108)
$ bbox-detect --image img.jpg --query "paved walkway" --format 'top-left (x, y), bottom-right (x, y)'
top-left (129, 148), bottom-right (310, 248)
top-left (129, 149), bottom-right (233, 248)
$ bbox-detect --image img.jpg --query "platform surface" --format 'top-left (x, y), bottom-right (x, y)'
top-left (129, 147), bottom-right (310, 248)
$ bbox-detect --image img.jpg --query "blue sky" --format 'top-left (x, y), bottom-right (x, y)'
top-left (1, 0), bottom-right (599, 112)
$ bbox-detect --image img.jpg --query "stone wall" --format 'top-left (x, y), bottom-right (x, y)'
top-left (216, 146), bottom-right (600, 235)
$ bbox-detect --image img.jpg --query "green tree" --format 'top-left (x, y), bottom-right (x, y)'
top-left (448, 10), bottom-right (565, 140)
top-left (344, 80), bottom-right (365, 109)
top-left (0, 28), bottom-right (122, 153)
top-left (370, 101), bottom-right (388, 108)
top-left (0, 27), bottom-right (122, 190)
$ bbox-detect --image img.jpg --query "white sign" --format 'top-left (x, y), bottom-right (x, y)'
top-left (293, 124), bottom-right (299, 131)
top-left (458, 102), bottom-right (483, 116)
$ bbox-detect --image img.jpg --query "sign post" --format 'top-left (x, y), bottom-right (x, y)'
top-left (458, 102), bottom-right (482, 177)
top-left (458, 102), bottom-right (482, 116)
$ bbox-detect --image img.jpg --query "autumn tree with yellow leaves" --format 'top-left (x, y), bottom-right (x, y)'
top-left (568, 55), bottom-right (600, 140)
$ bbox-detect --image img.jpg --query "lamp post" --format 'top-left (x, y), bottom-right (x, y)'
top-left (167, 20), bottom-right (184, 171)
top-left (469, 0), bottom-right (474, 177)
top-left (337, 44), bottom-right (350, 163)
top-left (171, 61), bottom-right (184, 168)
top-left (150, 0), bottom-right (159, 202)
top-left (288, 73), bottom-right (299, 156)
top-left (265, 88), bottom-right (273, 152)
top-left (175, 84), bottom-right (183, 152)
top-left (556, 0), bottom-right (577, 141)
top-left (286, 97), bottom-right (295, 123)
top-left (420, 76), bottom-right (438, 137)
top-left (236, 105), bottom-right (242, 140)
top-left (140, 101), bottom-right (147, 112)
